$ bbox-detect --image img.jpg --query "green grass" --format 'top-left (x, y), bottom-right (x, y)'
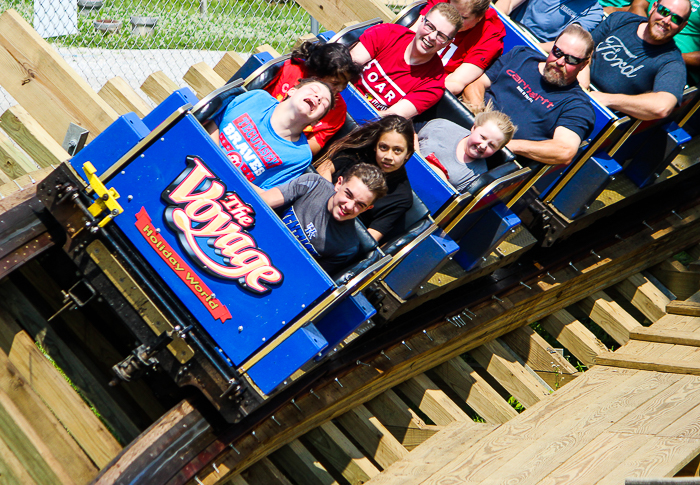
top-left (1, 0), bottom-right (311, 54)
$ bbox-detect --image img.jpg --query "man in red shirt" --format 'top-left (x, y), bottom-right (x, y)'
top-left (414, 0), bottom-right (505, 97)
top-left (350, 3), bottom-right (463, 118)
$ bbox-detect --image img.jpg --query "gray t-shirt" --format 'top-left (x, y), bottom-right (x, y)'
top-left (418, 119), bottom-right (488, 192)
top-left (277, 173), bottom-right (360, 273)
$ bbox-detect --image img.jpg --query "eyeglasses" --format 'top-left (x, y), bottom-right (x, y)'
top-left (422, 17), bottom-right (453, 44)
top-left (551, 44), bottom-right (588, 65)
top-left (656, 4), bottom-right (686, 25)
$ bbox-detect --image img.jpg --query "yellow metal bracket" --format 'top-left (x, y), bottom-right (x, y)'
top-left (83, 162), bottom-right (123, 227)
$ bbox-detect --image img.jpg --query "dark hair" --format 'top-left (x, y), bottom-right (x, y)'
top-left (289, 78), bottom-right (336, 117)
top-left (343, 163), bottom-right (388, 201)
top-left (316, 115), bottom-right (415, 169)
top-left (291, 41), bottom-right (363, 84)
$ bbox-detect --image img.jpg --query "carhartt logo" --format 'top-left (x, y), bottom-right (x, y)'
top-left (506, 69), bottom-right (554, 108)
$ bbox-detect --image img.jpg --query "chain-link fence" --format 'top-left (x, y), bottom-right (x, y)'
top-left (0, 0), bottom-right (315, 109)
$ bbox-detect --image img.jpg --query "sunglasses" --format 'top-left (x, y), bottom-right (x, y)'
top-left (551, 44), bottom-right (588, 65)
top-left (423, 17), bottom-right (453, 44)
top-left (656, 4), bottom-right (686, 24)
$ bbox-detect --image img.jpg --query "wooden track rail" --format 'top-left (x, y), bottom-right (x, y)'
top-left (0, 8), bottom-right (696, 485)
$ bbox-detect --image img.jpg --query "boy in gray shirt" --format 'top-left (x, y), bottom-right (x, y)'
top-left (257, 163), bottom-right (387, 273)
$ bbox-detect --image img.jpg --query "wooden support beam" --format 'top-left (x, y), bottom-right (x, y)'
top-left (294, 0), bottom-right (393, 31)
top-left (540, 309), bottom-right (609, 368)
top-left (365, 389), bottom-right (431, 448)
top-left (500, 325), bottom-right (580, 389)
top-left (432, 357), bottom-right (517, 424)
top-left (0, 128), bottom-right (37, 179)
top-left (254, 44), bottom-right (282, 58)
top-left (335, 405), bottom-right (408, 470)
top-left (630, 327), bottom-right (700, 346)
top-left (141, 71), bottom-right (180, 104)
top-left (98, 77), bottom-right (152, 118)
top-left (183, 62), bottom-right (226, 99)
top-left (594, 353), bottom-right (700, 375)
top-left (269, 439), bottom-right (338, 485)
top-left (667, 300), bottom-right (700, 317)
top-left (578, 290), bottom-right (643, 345)
top-left (469, 339), bottom-right (551, 408)
top-left (241, 457), bottom-right (293, 485)
top-left (214, 52), bottom-right (247, 82)
top-left (614, 273), bottom-right (670, 322)
top-left (294, 33), bottom-right (319, 49)
top-left (0, 10), bottom-right (118, 143)
top-left (302, 422), bottom-right (380, 484)
top-left (0, 106), bottom-right (68, 168)
top-left (395, 373), bottom-right (471, 425)
top-left (649, 259), bottom-right (700, 301)
top-left (8, 330), bottom-right (122, 468)
top-left (222, 475), bottom-right (250, 485)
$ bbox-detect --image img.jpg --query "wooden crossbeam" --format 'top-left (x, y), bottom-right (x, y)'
top-left (183, 62), bottom-right (225, 99)
top-left (614, 273), bottom-right (670, 322)
top-left (0, 10), bottom-right (118, 143)
top-left (241, 458), bottom-right (293, 485)
top-left (254, 44), bottom-right (282, 58)
top-left (666, 300), bottom-right (700, 317)
top-left (432, 357), bottom-right (517, 424)
top-left (98, 77), bottom-right (152, 118)
top-left (214, 52), bottom-right (247, 82)
top-left (595, 353), bottom-right (700, 375)
top-left (365, 389), bottom-right (431, 448)
top-left (0, 128), bottom-right (37, 179)
top-left (336, 405), bottom-right (408, 470)
top-left (141, 71), bottom-right (179, 104)
top-left (540, 309), bottom-right (609, 368)
top-left (649, 259), bottom-right (700, 301)
top-left (395, 374), bottom-right (471, 425)
top-left (500, 325), bottom-right (580, 389)
top-left (469, 339), bottom-right (551, 408)
top-left (270, 440), bottom-right (338, 485)
top-left (579, 290), bottom-right (643, 345)
top-left (0, 106), bottom-right (68, 168)
top-left (294, 0), bottom-right (393, 31)
top-left (630, 327), bottom-right (700, 346)
top-left (302, 422), bottom-right (380, 484)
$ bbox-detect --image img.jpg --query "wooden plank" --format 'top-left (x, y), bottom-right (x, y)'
top-left (579, 290), bottom-right (643, 345)
top-left (0, 386), bottom-right (76, 484)
top-left (364, 420), bottom-right (495, 485)
top-left (0, 9), bottom-right (118, 143)
top-left (614, 272), bottom-right (670, 322)
top-left (141, 71), bottom-right (180, 104)
top-left (183, 62), bottom-right (225, 99)
top-left (0, 420), bottom-right (40, 485)
top-left (335, 405), bottom-right (408, 470)
top-left (395, 373), bottom-right (471, 425)
top-left (596, 436), bottom-right (700, 484)
top-left (294, 33), bottom-right (319, 49)
top-left (432, 357), bottom-right (518, 424)
top-left (667, 300), bottom-right (700, 317)
top-left (0, 128), bottom-right (37, 178)
top-left (595, 354), bottom-right (700, 375)
top-left (365, 389), bottom-right (432, 448)
top-left (630, 326), bottom-right (700, 346)
top-left (650, 259), bottom-right (700, 301)
top-left (0, 344), bottom-right (97, 483)
top-left (214, 52), bottom-right (247, 82)
top-left (500, 325), bottom-right (580, 389)
top-left (383, 425), bottom-right (441, 451)
top-left (0, 106), bottom-right (68, 168)
top-left (8, 330), bottom-right (122, 468)
top-left (0, 166), bottom-right (52, 198)
top-left (98, 77), bottom-right (151, 117)
top-left (269, 440), bottom-right (338, 485)
top-left (302, 422), bottom-right (380, 485)
top-left (294, 0), bottom-right (393, 31)
top-left (0, 280), bottom-right (141, 443)
top-left (241, 457), bottom-right (293, 485)
top-left (650, 313), bottom-right (700, 333)
top-left (222, 476), bottom-right (250, 485)
top-left (254, 44), bottom-right (282, 58)
top-left (469, 339), bottom-right (551, 408)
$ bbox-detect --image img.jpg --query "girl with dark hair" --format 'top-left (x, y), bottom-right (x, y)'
top-left (265, 41), bottom-right (363, 156)
top-left (314, 115), bottom-right (416, 242)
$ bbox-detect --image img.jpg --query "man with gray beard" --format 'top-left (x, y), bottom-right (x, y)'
top-left (581, 0), bottom-right (689, 120)
top-left (464, 24), bottom-right (595, 165)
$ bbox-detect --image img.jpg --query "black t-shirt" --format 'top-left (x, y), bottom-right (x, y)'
top-left (331, 153), bottom-right (413, 240)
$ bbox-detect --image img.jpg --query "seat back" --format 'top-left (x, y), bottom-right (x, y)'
top-left (392, 1), bottom-right (426, 27)
top-left (242, 54), bottom-right (292, 91)
top-left (191, 80), bottom-right (247, 125)
top-left (225, 51), bottom-right (275, 85)
top-left (328, 18), bottom-right (384, 47)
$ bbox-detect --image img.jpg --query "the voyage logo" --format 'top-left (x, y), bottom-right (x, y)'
top-left (161, 155), bottom-right (283, 295)
top-left (596, 35), bottom-right (643, 78)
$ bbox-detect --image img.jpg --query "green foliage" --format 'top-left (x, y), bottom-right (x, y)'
top-left (472, 413), bottom-right (485, 423)
top-left (507, 396), bottom-right (525, 413)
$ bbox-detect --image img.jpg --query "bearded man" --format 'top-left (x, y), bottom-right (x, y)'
top-left (463, 24), bottom-right (595, 165)
top-left (580, 0), bottom-right (690, 120)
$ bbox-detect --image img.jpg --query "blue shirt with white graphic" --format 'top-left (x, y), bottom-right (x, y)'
top-left (512, 0), bottom-right (604, 41)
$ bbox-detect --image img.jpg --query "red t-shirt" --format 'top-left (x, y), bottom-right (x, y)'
top-left (264, 59), bottom-right (347, 149)
top-left (420, 1), bottom-right (505, 74)
top-left (356, 23), bottom-right (446, 114)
